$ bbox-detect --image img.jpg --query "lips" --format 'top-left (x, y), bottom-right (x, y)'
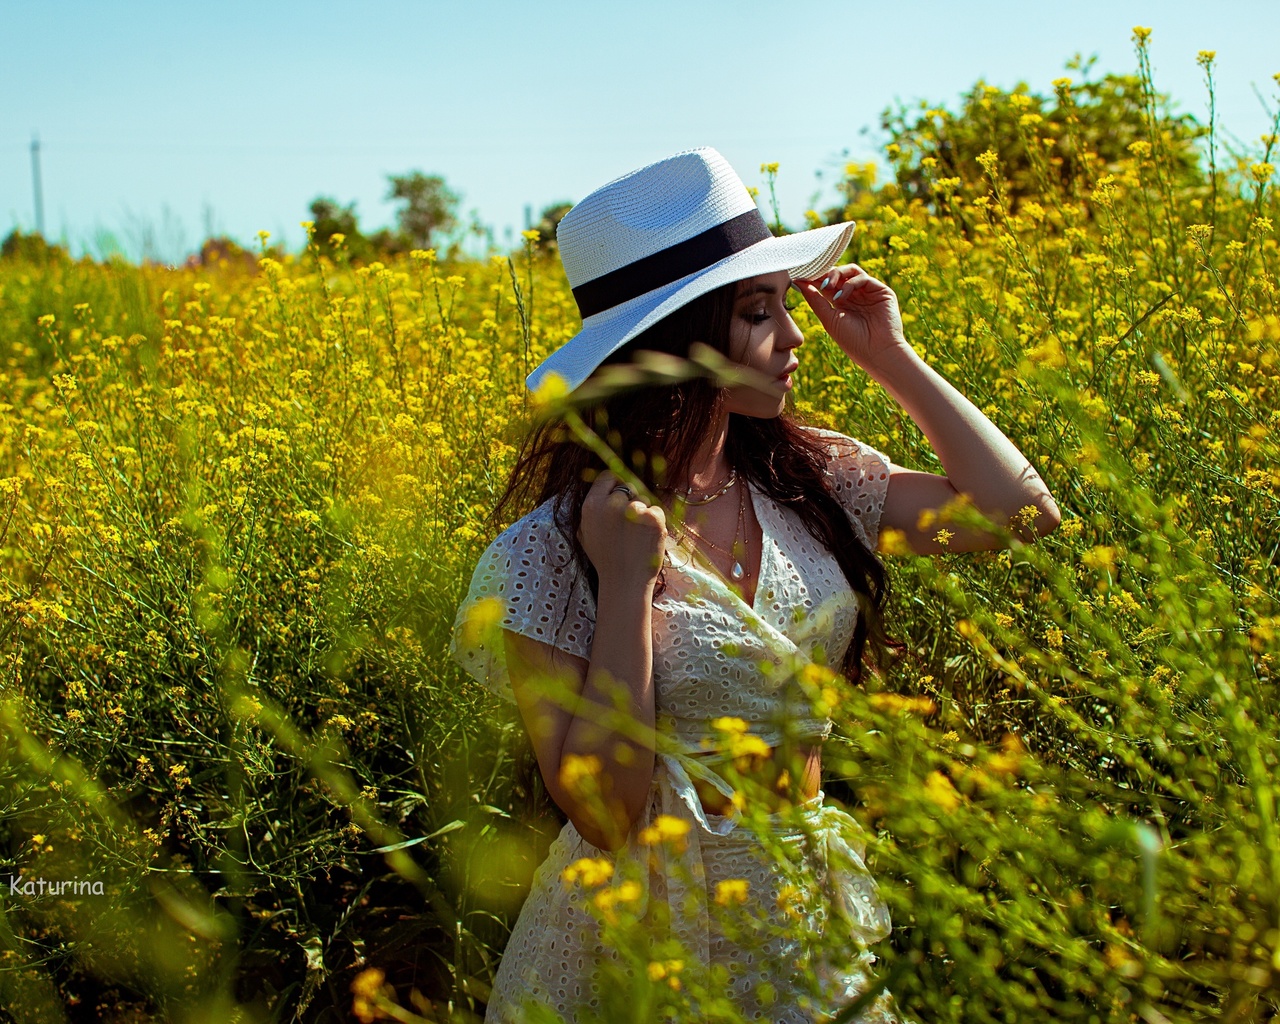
top-left (776, 361), bottom-right (799, 380)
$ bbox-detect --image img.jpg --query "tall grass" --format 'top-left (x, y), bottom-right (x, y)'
top-left (1, 31), bottom-right (1278, 1023)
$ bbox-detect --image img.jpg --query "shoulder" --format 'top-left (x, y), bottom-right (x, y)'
top-left (450, 495), bottom-right (594, 704)
top-left (794, 423), bottom-right (892, 474)
top-left (793, 423), bottom-right (893, 548)
top-left (481, 497), bottom-right (579, 573)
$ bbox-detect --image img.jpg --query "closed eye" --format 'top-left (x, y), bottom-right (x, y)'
top-left (744, 298), bottom-right (798, 325)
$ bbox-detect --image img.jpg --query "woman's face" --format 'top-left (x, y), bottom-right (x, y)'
top-left (723, 269), bottom-right (805, 418)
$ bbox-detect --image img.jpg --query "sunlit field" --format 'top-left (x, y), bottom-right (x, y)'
top-left (1, 33), bottom-right (1278, 1023)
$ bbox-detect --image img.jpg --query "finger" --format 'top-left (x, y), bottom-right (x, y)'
top-left (796, 277), bottom-right (840, 321)
top-left (811, 267), bottom-right (844, 296)
top-left (828, 265), bottom-right (877, 304)
top-left (811, 270), bottom-right (846, 304)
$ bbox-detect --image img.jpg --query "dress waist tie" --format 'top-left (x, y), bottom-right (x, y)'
top-left (621, 746), bottom-right (892, 974)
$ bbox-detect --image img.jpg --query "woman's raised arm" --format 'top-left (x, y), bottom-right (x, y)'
top-left (796, 265), bottom-right (1060, 554)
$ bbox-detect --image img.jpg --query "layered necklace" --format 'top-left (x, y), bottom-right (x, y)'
top-left (673, 469), bottom-right (749, 584)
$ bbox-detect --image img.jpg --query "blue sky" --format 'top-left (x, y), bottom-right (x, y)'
top-left (2, 0), bottom-right (1277, 261)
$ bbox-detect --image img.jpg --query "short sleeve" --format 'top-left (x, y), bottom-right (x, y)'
top-left (448, 503), bottom-right (597, 704)
top-left (802, 425), bottom-right (893, 550)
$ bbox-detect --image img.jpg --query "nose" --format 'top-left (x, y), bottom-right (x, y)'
top-left (782, 307), bottom-right (804, 349)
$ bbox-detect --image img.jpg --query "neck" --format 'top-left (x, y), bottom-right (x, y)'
top-left (679, 411), bottom-right (732, 494)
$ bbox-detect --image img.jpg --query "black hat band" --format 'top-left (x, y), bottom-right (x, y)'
top-left (571, 208), bottom-right (771, 320)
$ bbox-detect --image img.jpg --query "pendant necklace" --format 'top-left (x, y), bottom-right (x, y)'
top-left (679, 477), bottom-right (748, 583)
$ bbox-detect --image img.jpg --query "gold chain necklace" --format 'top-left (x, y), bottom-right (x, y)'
top-left (679, 469), bottom-right (736, 506)
top-left (678, 479), bottom-right (748, 582)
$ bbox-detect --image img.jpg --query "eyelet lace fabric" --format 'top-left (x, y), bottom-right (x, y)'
top-left (449, 426), bottom-right (903, 1023)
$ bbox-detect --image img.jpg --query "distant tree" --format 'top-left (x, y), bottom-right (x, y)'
top-left (875, 64), bottom-right (1204, 214)
top-left (308, 196), bottom-right (373, 262)
top-left (534, 201), bottom-right (574, 250)
top-left (1, 229), bottom-right (69, 264)
top-left (184, 236), bottom-right (257, 270)
top-left (386, 172), bottom-right (459, 250)
top-left (367, 227), bottom-right (411, 259)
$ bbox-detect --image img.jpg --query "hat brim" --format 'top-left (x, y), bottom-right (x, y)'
top-left (525, 220), bottom-right (856, 394)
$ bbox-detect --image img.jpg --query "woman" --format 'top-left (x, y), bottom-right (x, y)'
top-left (450, 147), bottom-right (1060, 1023)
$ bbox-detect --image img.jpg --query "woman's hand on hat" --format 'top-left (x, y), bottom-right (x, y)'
top-left (576, 469), bottom-right (668, 589)
top-left (794, 264), bottom-right (910, 375)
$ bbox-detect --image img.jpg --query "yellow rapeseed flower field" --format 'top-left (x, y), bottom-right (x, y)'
top-left (0, 36), bottom-right (1277, 1023)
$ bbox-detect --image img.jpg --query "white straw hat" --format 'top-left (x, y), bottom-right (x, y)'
top-left (526, 146), bottom-right (856, 394)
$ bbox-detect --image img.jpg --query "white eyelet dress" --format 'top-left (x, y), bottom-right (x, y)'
top-left (450, 426), bottom-right (904, 1023)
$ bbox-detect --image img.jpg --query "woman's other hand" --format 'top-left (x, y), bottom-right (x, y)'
top-left (577, 470), bottom-right (668, 588)
top-left (794, 264), bottom-right (911, 374)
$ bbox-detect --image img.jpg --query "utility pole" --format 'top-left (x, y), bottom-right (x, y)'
top-left (30, 134), bottom-right (45, 237)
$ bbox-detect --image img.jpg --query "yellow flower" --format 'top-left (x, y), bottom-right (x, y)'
top-left (647, 958), bottom-right (684, 989)
top-left (52, 374), bottom-right (79, 396)
top-left (592, 879), bottom-right (643, 922)
top-left (351, 967), bottom-right (385, 1000)
top-left (714, 878), bottom-right (750, 906)
top-left (639, 815), bottom-right (691, 847)
top-left (531, 370), bottom-right (570, 409)
top-left (923, 771), bottom-right (961, 812)
top-left (561, 857), bottom-right (614, 889)
top-left (776, 882), bottom-right (804, 920)
top-left (878, 528), bottom-right (912, 556)
top-left (461, 596), bottom-right (503, 648)
top-left (711, 716), bottom-right (748, 736)
top-left (933, 528), bottom-right (954, 547)
top-left (798, 663), bottom-right (837, 688)
top-left (350, 967), bottom-right (388, 1023)
top-left (1081, 546), bottom-right (1118, 571)
top-left (728, 732), bottom-right (772, 760)
top-left (1013, 505), bottom-right (1042, 531)
top-left (1131, 25), bottom-right (1152, 42)
top-left (521, 229), bottom-right (541, 243)
top-left (868, 693), bottom-right (936, 715)
top-left (559, 753), bottom-right (602, 793)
